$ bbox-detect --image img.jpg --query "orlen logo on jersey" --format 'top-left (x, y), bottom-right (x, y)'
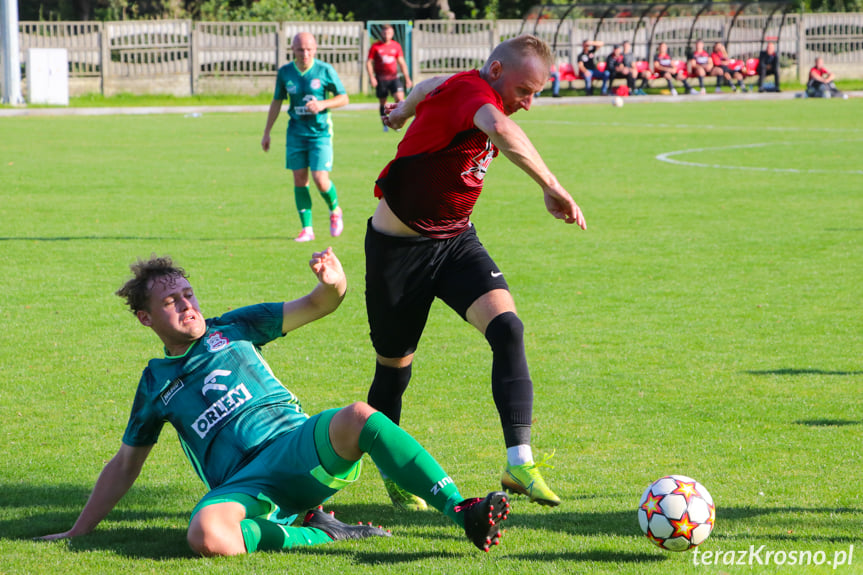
top-left (460, 138), bottom-right (495, 182)
top-left (205, 332), bottom-right (229, 353)
top-left (191, 383), bottom-right (252, 439)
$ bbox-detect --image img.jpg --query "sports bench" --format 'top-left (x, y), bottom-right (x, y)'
top-left (550, 58), bottom-right (761, 93)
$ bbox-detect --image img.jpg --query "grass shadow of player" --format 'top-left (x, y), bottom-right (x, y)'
top-left (0, 482), bottom-right (195, 559)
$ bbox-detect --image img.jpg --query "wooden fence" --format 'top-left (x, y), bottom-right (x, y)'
top-left (8, 15), bottom-right (863, 97)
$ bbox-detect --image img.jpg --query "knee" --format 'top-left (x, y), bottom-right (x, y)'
top-left (342, 401), bottom-right (376, 423)
top-left (484, 311), bottom-right (524, 348)
top-left (187, 523), bottom-right (244, 557)
top-left (376, 353), bottom-right (413, 368)
top-left (312, 172), bottom-right (331, 191)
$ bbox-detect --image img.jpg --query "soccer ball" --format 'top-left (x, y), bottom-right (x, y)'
top-left (612, 96), bottom-right (624, 107)
top-left (638, 475), bottom-right (715, 552)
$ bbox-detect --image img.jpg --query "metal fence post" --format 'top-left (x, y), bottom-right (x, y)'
top-left (277, 22), bottom-right (287, 70)
top-left (360, 26), bottom-right (368, 93)
top-left (797, 13), bottom-right (806, 83)
top-left (189, 19), bottom-right (198, 95)
top-left (100, 23), bottom-right (109, 96)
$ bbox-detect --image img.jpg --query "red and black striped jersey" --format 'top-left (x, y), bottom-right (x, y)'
top-left (374, 70), bottom-right (503, 238)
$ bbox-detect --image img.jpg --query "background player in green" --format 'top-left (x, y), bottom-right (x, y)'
top-left (262, 32), bottom-right (348, 243)
top-left (36, 248), bottom-right (510, 554)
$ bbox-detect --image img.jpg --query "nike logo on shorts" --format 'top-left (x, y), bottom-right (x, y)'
top-left (490, 271), bottom-right (503, 278)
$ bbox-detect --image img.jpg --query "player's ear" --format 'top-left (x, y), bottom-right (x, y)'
top-left (488, 60), bottom-right (503, 81)
top-left (136, 310), bottom-right (152, 327)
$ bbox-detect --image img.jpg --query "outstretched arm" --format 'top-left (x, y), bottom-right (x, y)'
top-left (281, 247), bottom-right (348, 334)
top-left (38, 443), bottom-right (153, 540)
top-left (473, 103), bottom-right (586, 229)
top-left (382, 74), bottom-right (450, 130)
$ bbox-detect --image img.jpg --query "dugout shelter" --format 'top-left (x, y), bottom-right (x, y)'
top-left (520, 1), bottom-right (794, 65)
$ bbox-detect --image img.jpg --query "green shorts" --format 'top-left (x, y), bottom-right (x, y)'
top-left (285, 135), bottom-right (333, 172)
top-left (190, 408), bottom-right (362, 524)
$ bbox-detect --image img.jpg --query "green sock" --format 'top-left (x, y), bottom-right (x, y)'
top-left (240, 517), bottom-right (332, 552)
top-left (359, 412), bottom-right (464, 525)
top-left (294, 186), bottom-right (312, 228)
top-left (318, 182), bottom-right (339, 211)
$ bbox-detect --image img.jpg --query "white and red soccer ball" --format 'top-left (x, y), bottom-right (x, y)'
top-left (638, 475), bottom-right (715, 551)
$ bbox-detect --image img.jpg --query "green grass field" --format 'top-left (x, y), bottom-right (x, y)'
top-left (1, 97), bottom-right (861, 574)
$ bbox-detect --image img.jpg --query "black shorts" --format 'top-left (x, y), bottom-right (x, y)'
top-left (364, 219), bottom-right (509, 358)
top-left (375, 77), bottom-right (404, 99)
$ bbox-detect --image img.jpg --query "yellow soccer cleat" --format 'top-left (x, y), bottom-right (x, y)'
top-left (383, 477), bottom-right (429, 511)
top-left (501, 452), bottom-right (561, 507)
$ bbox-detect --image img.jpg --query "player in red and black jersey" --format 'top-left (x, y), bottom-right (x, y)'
top-left (687, 39), bottom-right (715, 95)
top-left (711, 42), bottom-right (744, 92)
top-left (366, 35), bottom-right (586, 511)
top-left (653, 42), bottom-right (692, 96)
top-left (366, 24), bottom-right (412, 132)
top-left (807, 57), bottom-right (845, 98)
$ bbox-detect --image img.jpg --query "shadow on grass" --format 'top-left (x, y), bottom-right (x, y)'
top-left (6, 484), bottom-right (863, 561)
top-left (794, 419), bottom-right (861, 427)
top-left (0, 482), bottom-right (194, 559)
top-left (298, 547), bottom-right (666, 565)
top-left (712, 506), bottom-right (863, 544)
top-left (0, 235), bottom-right (287, 242)
top-left (744, 368), bottom-right (863, 376)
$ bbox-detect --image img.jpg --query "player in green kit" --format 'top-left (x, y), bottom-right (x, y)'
top-left (262, 32), bottom-right (348, 243)
top-left (37, 248), bottom-right (510, 555)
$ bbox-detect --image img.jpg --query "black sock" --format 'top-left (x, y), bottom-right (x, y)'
top-left (484, 312), bottom-right (533, 448)
top-left (367, 362), bottom-right (412, 425)
top-left (379, 104), bottom-right (386, 124)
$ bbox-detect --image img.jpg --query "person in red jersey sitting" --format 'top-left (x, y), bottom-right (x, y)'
top-left (364, 34), bottom-right (586, 512)
top-left (807, 57), bottom-right (846, 99)
top-left (711, 42), bottom-right (745, 93)
top-left (687, 39), bottom-right (716, 95)
top-left (653, 42), bottom-right (692, 96)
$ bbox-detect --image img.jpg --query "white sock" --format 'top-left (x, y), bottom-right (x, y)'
top-left (507, 445), bottom-right (533, 466)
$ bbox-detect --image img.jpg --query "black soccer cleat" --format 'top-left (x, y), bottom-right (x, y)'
top-left (456, 491), bottom-right (510, 552)
top-left (302, 507), bottom-right (392, 541)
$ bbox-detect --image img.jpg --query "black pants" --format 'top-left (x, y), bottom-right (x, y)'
top-left (757, 63), bottom-right (780, 91)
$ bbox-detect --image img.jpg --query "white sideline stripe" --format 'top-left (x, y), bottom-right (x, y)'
top-left (523, 119), bottom-right (863, 134)
top-left (655, 141), bottom-right (863, 175)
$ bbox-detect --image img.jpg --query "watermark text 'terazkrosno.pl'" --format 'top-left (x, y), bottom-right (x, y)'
top-left (693, 545), bottom-right (854, 569)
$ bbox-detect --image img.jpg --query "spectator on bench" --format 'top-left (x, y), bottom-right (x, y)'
top-left (711, 42), bottom-right (745, 93)
top-left (687, 39), bottom-right (713, 95)
top-left (547, 60), bottom-right (564, 98)
top-left (757, 42), bottom-right (780, 92)
top-left (653, 42), bottom-right (692, 96)
top-left (606, 45), bottom-right (634, 95)
top-left (578, 39), bottom-right (610, 96)
top-left (623, 41), bottom-right (651, 95)
top-left (807, 57), bottom-right (846, 99)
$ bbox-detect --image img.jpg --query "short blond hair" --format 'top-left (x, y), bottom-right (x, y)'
top-left (484, 34), bottom-right (554, 71)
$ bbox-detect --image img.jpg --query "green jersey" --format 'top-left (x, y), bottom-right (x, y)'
top-left (123, 303), bottom-right (308, 490)
top-left (274, 59), bottom-right (346, 138)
